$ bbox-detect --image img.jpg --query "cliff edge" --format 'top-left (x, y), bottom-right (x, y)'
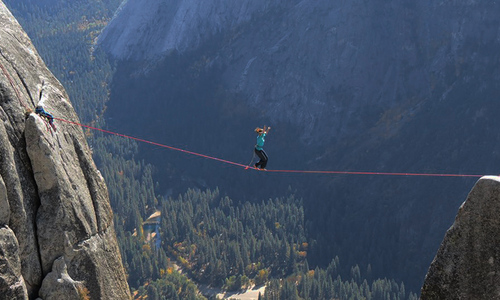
top-left (0, 2), bottom-right (130, 299)
top-left (421, 176), bottom-right (500, 299)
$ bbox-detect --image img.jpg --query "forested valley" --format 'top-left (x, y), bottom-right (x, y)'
top-left (5, 1), bottom-right (417, 298)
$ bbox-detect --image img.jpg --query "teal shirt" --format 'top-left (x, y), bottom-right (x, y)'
top-left (256, 133), bottom-right (266, 150)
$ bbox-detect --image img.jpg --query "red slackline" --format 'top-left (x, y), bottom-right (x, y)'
top-left (0, 59), bottom-right (486, 179)
top-left (54, 117), bottom-right (484, 179)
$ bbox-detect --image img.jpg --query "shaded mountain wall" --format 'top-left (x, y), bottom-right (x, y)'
top-left (98, 0), bottom-right (295, 60)
top-left (99, 0), bottom-right (500, 143)
top-left (0, 2), bottom-right (130, 299)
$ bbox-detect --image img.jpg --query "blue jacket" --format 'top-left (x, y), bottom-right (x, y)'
top-left (35, 106), bottom-right (54, 123)
top-left (256, 133), bottom-right (266, 150)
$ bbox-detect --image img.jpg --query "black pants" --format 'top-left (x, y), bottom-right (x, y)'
top-left (254, 148), bottom-right (268, 169)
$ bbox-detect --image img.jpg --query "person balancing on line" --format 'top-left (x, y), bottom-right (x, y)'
top-left (254, 125), bottom-right (271, 170)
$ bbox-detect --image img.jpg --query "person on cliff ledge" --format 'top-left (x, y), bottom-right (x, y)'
top-left (254, 125), bottom-right (271, 170)
top-left (35, 105), bottom-right (56, 131)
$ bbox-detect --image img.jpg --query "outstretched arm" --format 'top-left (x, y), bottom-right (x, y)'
top-left (264, 125), bottom-right (271, 134)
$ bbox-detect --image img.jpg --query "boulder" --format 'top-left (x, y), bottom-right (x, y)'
top-left (0, 226), bottom-right (29, 299)
top-left (39, 257), bottom-right (83, 300)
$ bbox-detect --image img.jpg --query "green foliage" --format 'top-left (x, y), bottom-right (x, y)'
top-left (261, 259), bottom-right (419, 300)
top-left (133, 268), bottom-right (206, 300)
top-left (161, 188), bottom-right (308, 289)
top-left (255, 269), bottom-right (269, 286)
top-left (94, 135), bottom-right (158, 231)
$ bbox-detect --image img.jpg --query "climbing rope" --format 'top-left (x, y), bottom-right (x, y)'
top-left (54, 117), bottom-right (484, 178)
top-left (0, 58), bottom-right (29, 110)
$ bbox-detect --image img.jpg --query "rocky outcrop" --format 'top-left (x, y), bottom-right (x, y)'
top-left (421, 176), bottom-right (500, 299)
top-left (0, 1), bottom-right (130, 299)
top-left (0, 226), bottom-right (28, 299)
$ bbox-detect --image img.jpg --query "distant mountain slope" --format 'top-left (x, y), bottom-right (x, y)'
top-left (97, 0), bottom-right (500, 292)
top-left (98, 0), bottom-right (296, 60)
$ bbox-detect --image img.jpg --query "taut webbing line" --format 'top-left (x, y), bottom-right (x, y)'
top-left (54, 117), bottom-right (484, 178)
top-left (266, 169), bottom-right (482, 177)
top-left (54, 117), bottom-right (249, 169)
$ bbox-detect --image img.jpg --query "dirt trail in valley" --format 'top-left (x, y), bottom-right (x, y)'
top-left (216, 286), bottom-right (266, 300)
top-left (173, 263), bottom-right (266, 299)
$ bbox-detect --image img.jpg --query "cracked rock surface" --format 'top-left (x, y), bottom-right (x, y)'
top-left (0, 1), bottom-right (130, 299)
top-left (421, 177), bottom-right (500, 299)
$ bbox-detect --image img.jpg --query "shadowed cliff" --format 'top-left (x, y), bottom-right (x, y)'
top-left (0, 1), bottom-right (130, 299)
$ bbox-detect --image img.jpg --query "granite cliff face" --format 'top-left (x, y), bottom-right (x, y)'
top-left (421, 176), bottom-right (500, 299)
top-left (98, 0), bottom-right (292, 60)
top-left (0, 2), bottom-right (130, 299)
